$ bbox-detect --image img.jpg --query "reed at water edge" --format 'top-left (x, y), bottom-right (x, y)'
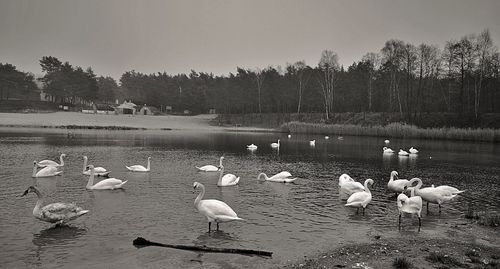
top-left (280, 122), bottom-right (500, 142)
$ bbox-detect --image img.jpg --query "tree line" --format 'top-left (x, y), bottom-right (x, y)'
top-left (1, 29), bottom-right (498, 123)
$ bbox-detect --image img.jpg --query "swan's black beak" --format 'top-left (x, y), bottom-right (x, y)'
top-left (21, 189), bottom-right (29, 197)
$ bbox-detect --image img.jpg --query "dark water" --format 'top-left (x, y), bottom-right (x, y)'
top-left (0, 127), bottom-right (499, 268)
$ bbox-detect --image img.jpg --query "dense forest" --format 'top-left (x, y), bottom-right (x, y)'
top-left (1, 29), bottom-right (499, 124)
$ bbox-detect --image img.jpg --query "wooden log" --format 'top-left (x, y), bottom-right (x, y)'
top-left (132, 237), bottom-right (272, 257)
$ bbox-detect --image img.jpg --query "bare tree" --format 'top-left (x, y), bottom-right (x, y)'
top-left (416, 43), bottom-right (440, 116)
top-left (287, 61), bottom-right (310, 114)
top-left (474, 29), bottom-right (497, 119)
top-left (254, 68), bottom-right (265, 114)
top-left (362, 52), bottom-right (381, 112)
top-left (317, 50), bottom-right (339, 120)
top-left (381, 40), bottom-right (405, 116)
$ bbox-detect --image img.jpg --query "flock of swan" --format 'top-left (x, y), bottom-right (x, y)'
top-left (341, 170), bottom-right (464, 228)
top-left (23, 155), bottom-right (151, 225)
top-left (21, 138), bottom-right (463, 232)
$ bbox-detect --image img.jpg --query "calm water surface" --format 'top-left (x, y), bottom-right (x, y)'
top-left (0, 127), bottom-right (499, 268)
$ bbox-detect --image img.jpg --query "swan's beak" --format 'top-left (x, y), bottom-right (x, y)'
top-left (21, 189), bottom-right (29, 197)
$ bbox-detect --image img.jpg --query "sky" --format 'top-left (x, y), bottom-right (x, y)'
top-left (1, 0), bottom-right (499, 80)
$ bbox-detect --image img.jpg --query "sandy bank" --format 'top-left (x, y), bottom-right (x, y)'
top-left (0, 112), bottom-right (273, 132)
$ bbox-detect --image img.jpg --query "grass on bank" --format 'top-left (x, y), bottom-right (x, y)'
top-left (393, 257), bottom-right (413, 269)
top-left (280, 122), bottom-right (500, 142)
top-left (465, 207), bottom-right (500, 227)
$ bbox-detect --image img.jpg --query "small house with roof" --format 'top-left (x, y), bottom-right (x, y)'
top-left (116, 100), bottom-right (137, 114)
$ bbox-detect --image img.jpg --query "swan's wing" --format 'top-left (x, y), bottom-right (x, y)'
top-left (342, 182), bottom-right (365, 193)
top-left (92, 178), bottom-right (124, 188)
top-left (199, 199), bottom-right (238, 218)
top-left (346, 191), bottom-right (370, 204)
top-left (197, 165), bottom-right (218, 171)
top-left (41, 203), bottom-right (86, 221)
top-left (271, 171), bottom-right (292, 179)
top-left (94, 167), bottom-right (107, 173)
top-left (221, 174), bottom-right (239, 185)
top-left (127, 165), bottom-right (146, 171)
top-left (37, 166), bottom-right (59, 177)
top-left (38, 160), bottom-right (58, 166)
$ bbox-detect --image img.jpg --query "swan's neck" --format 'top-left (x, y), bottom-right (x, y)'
top-left (364, 180), bottom-right (371, 194)
top-left (219, 158), bottom-right (223, 167)
top-left (147, 159), bottom-right (150, 170)
top-left (83, 158), bottom-right (88, 173)
top-left (86, 168), bottom-right (95, 188)
top-left (410, 187), bottom-right (416, 197)
top-left (32, 165), bottom-right (37, 177)
top-left (194, 185), bottom-right (204, 207)
top-left (33, 189), bottom-right (44, 215)
top-left (59, 154), bottom-right (64, 166)
top-left (217, 166), bottom-right (224, 185)
top-left (389, 172), bottom-right (395, 182)
top-left (258, 173), bottom-right (268, 180)
top-left (415, 179), bottom-right (422, 190)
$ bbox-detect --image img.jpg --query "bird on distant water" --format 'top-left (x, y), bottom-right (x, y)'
top-left (126, 157), bottom-right (151, 172)
top-left (196, 156), bottom-right (223, 172)
top-left (409, 147), bottom-right (419, 154)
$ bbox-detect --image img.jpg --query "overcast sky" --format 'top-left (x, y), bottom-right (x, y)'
top-left (1, 0), bottom-right (499, 80)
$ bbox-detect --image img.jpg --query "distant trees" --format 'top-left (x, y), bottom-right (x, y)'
top-left (0, 63), bottom-right (37, 100)
top-left (1, 29), bottom-right (498, 122)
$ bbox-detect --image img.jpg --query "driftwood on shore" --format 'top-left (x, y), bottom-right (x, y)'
top-left (132, 237), bottom-right (273, 257)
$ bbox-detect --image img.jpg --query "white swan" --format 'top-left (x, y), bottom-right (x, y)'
top-left (432, 185), bottom-right (465, 195)
top-left (32, 161), bottom-right (62, 178)
top-left (406, 178), bottom-right (457, 213)
top-left (345, 179), bottom-right (374, 215)
top-left (309, 140), bottom-right (316, 146)
top-left (383, 147), bottom-right (395, 154)
top-left (37, 153), bottom-right (66, 167)
top-left (387, 171), bottom-right (410, 193)
top-left (384, 139), bottom-right (390, 144)
top-left (325, 136), bottom-right (329, 140)
top-left (398, 149), bottom-right (409, 156)
top-left (287, 134), bottom-right (291, 139)
top-left (270, 139), bottom-right (280, 149)
top-left (397, 185), bottom-right (422, 228)
top-left (337, 136), bottom-right (344, 140)
top-left (86, 165), bottom-right (127, 190)
top-left (193, 182), bottom-right (244, 232)
top-left (22, 186), bottom-right (89, 224)
top-left (217, 158), bottom-right (240, 187)
top-left (246, 144), bottom-right (258, 150)
top-left (126, 157), bottom-right (151, 172)
top-left (196, 156), bottom-right (223, 172)
top-left (409, 147), bottom-right (419, 154)
top-left (257, 171), bottom-right (296, 183)
top-left (82, 156), bottom-right (110, 177)
top-left (339, 174), bottom-right (365, 196)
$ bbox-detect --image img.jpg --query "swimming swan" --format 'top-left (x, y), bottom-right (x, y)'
top-left (383, 147), bottom-right (395, 154)
top-left (398, 149), bottom-right (409, 156)
top-left (406, 178), bottom-right (457, 213)
top-left (37, 153), bottom-right (66, 167)
top-left (193, 182), bottom-right (243, 232)
top-left (309, 140), bottom-right (316, 146)
top-left (338, 174), bottom-right (365, 195)
top-left (32, 161), bottom-right (62, 178)
top-left (22, 186), bottom-right (89, 224)
top-left (409, 147), bottom-right (419, 154)
top-left (257, 171), bottom-right (296, 183)
top-left (397, 185), bottom-right (422, 228)
top-left (86, 165), bottom-right (127, 190)
top-left (345, 179), bottom-right (374, 215)
top-left (196, 156), bottom-right (223, 172)
top-left (271, 139), bottom-right (280, 149)
top-left (126, 157), bottom-right (151, 172)
top-left (217, 158), bottom-right (239, 187)
top-left (387, 171), bottom-right (410, 193)
top-left (246, 144), bottom-right (258, 150)
top-left (384, 139), bottom-right (390, 144)
top-left (82, 156), bottom-right (110, 177)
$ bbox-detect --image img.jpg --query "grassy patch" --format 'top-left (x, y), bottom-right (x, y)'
top-left (280, 122), bottom-right (500, 142)
top-left (425, 252), bottom-right (462, 267)
top-left (393, 257), bottom-right (412, 269)
top-left (465, 207), bottom-right (500, 227)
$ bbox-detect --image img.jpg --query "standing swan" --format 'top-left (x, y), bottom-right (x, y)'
top-left (257, 171), bottom-right (296, 183)
top-left (126, 157), bottom-right (151, 172)
top-left (387, 171), bottom-right (410, 193)
top-left (196, 156), bottom-right (223, 172)
top-left (345, 179), bottom-right (374, 215)
top-left (21, 186), bottom-right (89, 225)
top-left (397, 185), bottom-right (422, 228)
top-left (270, 139), bottom-right (280, 149)
top-left (217, 157), bottom-right (240, 186)
top-left (32, 161), bottom-right (62, 178)
top-left (86, 165), bottom-right (127, 190)
top-left (406, 178), bottom-right (457, 214)
top-left (37, 153), bottom-right (66, 167)
top-left (193, 182), bottom-right (243, 232)
top-left (82, 156), bottom-right (110, 177)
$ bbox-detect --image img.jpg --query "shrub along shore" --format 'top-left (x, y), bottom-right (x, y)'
top-left (280, 121), bottom-right (500, 142)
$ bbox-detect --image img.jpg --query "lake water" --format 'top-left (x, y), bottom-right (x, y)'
top-left (0, 127), bottom-right (499, 268)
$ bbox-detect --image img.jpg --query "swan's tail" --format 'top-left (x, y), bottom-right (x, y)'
top-left (195, 166), bottom-right (202, 171)
top-left (77, 210), bottom-right (89, 216)
top-left (55, 171), bottom-right (63, 176)
top-left (125, 166), bottom-right (132, 171)
top-left (345, 202), bottom-right (363, 207)
top-left (117, 180), bottom-right (128, 188)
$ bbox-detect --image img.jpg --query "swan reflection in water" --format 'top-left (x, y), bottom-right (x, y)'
top-left (32, 225), bottom-right (87, 247)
